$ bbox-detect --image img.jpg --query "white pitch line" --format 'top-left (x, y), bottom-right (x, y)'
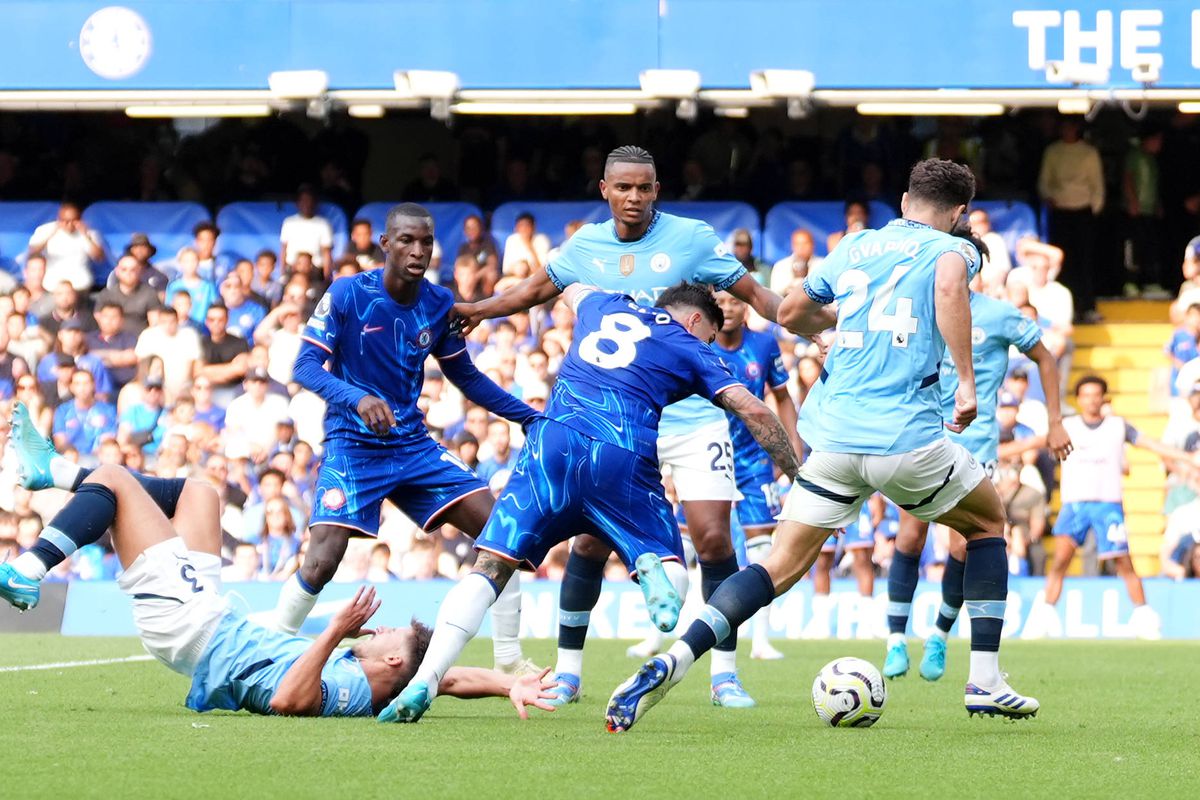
top-left (0, 654), bottom-right (153, 673)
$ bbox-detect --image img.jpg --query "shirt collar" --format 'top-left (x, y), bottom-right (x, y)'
top-left (888, 218), bottom-right (934, 230)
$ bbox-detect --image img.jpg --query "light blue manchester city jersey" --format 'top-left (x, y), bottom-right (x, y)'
top-left (799, 219), bottom-right (980, 456)
top-left (940, 292), bottom-right (1042, 463)
top-left (544, 211), bottom-right (747, 438)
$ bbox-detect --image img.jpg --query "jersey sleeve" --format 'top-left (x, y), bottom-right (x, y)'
top-left (1124, 421), bottom-right (1141, 445)
top-left (543, 234), bottom-right (583, 291)
top-left (1004, 305), bottom-right (1044, 353)
top-left (301, 281), bottom-right (346, 353)
top-left (689, 222), bottom-right (747, 292)
top-left (765, 337), bottom-right (788, 388)
top-left (802, 249), bottom-right (840, 304)
top-left (688, 342), bottom-right (742, 402)
top-left (317, 655), bottom-right (374, 718)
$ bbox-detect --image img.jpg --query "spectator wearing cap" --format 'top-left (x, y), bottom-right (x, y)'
top-left (196, 302), bottom-right (250, 407)
top-left (52, 368), bottom-right (117, 459)
top-left (769, 228), bottom-right (823, 296)
top-left (135, 306), bottom-right (201, 403)
top-left (502, 212), bottom-right (550, 276)
top-left (96, 255), bottom-right (161, 336)
top-left (117, 377), bottom-right (167, 453)
top-left (37, 281), bottom-right (95, 339)
top-left (280, 185), bottom-right (334, 279)
top-left (223, 367), bottom-right (290, 463)
top-left (730, 228), bottom-right (770, 286)
top-left (110, 233), bottom-right (170, 293)
top-left (253, 301), bottom-right (303, 385)
top-left (219, 273), bottom-right (267, 345)
top-left (26, 202), bottom-right (104, 291)
top-left (164, 248), bottom-right (218, 325)
top-left (348, 218), bottom-right (385, 270)
top-left (21, 255), bottom-right (54, 320)
top-left (87, 303), bottom-right (139, 389)
top-left (36, 317), bottom-right (113, 400)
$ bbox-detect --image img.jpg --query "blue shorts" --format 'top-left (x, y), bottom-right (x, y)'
top-left (735, 463), bottom-right (782, 530)
top-left (475, 419), bottom-right (684, 572)
top-left (1052, 501), bottom-right (1129, 559)
top-left (310, 438), bottom-right (488, 535)
top-left (822, 507), bottom-right (875, 553)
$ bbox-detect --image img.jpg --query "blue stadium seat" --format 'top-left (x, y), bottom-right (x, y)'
top-left (0, 201), bottom-right (59, 276)
top-left (355, 202), bottom-right (483, 284)
top-left (215, 201), bottom-right (348, 265)
top-left (491, 202), bottom-right (609, 259)
top-left (971, 200), bottom-right (1039, 259)
top-left (763, 201), bottom-right (896, 261)
top-left (82, 201), bottom-right (211, 280)
top-left (656, 202), bottom-right (762, 256)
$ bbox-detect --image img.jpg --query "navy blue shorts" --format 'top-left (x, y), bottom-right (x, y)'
top-left (475, 419), bottom-right (684, 572)
top-left (310, 438), bottom-right (488, 535)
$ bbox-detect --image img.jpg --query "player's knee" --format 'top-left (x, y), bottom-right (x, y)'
top-left (690, 520), bottom-right (734, 561)
top-left (300, 527), bottom-right (349, 587)
top-left (83, 463), bottom-right (133, 492)
top-left (572, 535), bottom-right (611, 562)
top-left (181, 479), bottom-right (220, 515)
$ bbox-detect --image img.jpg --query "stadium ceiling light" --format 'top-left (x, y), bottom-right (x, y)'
top-left (449, 101), bottom-right (638, 116)
top-left (714, 107), bottom-right (750, 118)
top-left (749, 70), bottom-right (815, 98)
top-left (267, 70), bottom-right (329, 99)
top-left (125, 104), bottom-right (273, 118)
top-left (1178, 102), bottom-right (1200, 113)
top-left (638, 69), bottom-right (701, 99)
top-left (346, 104), bottom-right (385, 118)
top-left (1057, 98), bottom-right (1092, 114)
top-left (855, 102), bottom-right (1005, 116)
top-left (394, 70), bottom-right (460, 99)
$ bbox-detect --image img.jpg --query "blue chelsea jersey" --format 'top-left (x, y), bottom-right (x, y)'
top-left (544, 211), bottom-right (747, 439)
top-left (940, 293), bottom-right (1042, 463)
top-left (798, 219), bottom-right (981, 456)
top-left (302, 272), bottom-right (463, 447)
top-left (187, 611), bottom-right (373, 717)
top-left (546, 290), bottom-right (742, 459)
top-left (713, 329), bottom-right (789, 473)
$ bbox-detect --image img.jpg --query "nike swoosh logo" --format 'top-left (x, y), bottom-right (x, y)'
top-left (6, 576), bottom-right (33, 590)
top-left (363, 325), bottom-right (384, 333)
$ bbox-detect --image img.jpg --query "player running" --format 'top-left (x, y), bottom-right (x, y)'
top-left (883, 228), bottom-right (1072, 681)
top-left (607, 159), bottom-right (1042, 732)
top-left (1024, 375), bottom-right (1191, 639)
top-left (453, 146), bottom-right (784, 708)
top-left (377, 283), bottom-right (800, 723)
top-left (711, 290), bottom-right (800, 660)
top-left (0, 405), bottom-right (555, 719)
top-left (270, 203), bottom-right (541, 675)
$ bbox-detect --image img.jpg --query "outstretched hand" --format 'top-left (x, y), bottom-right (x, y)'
top-left (450, 302), bottom-right (486, 337)
top-left (330, 586), bottom-right (381, 639)
top-left (508, 667), bottom-right (560, 720)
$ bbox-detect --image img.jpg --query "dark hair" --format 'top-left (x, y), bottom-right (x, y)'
top-left (385, 202), bottom-right (433, 232)
top-left (96, 302), bottom-right (124, 314)
top-left (606, 145), bottom-right (655, 173)
top-left (950, 218), bottom-right (989, 262)
top-left (350, 217), bottom-right (372, 230)
top-left (655, 281), bottom-right (724, 329)
top-left (1186, 303), bottom-right (1200, 315)
top-left (296, 183), bottom-right (317, 198)
top-left (193, 221), bottom-right (220, 238)
top-left (515, 212), bottom-right (535, 225)
top-left (258, 467), bottom-right (285, 484)
top-left (907, 158), bottom-right (976, 211)
top-left (255, 249), bottom-right (277, 262)
top-left (1074, 375), bottom-right (1108, 396)
top-left (371, 617), bottom-right (435, 696)
top-left (206, 302), bottom-right (228, 315)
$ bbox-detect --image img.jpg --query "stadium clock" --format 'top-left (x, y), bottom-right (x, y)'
top-left (79, 6), bottom-right (152, 80)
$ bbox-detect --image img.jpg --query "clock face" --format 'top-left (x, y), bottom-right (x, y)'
top-left (79, 6), bottom-right (152, 80)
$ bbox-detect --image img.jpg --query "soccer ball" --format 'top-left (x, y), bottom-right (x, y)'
top-left (811, 657), bottom-right (887, 728)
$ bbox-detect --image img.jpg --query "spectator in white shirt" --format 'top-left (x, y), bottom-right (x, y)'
top-left (769, 228), bottom-right (823, 296)
top-left (134, 306), bottom-right (201, 403)
top-left (502, 212), bottom-right (551, 276)
top-left (224, 367), bottom-right (291, 463)
top-left (26, 202), bottom-right (105, 291)
top-left (1010, 239), bottom-right (1074, 400)
top-left (279, 185), bottom-right (333, 279)
top-left (968, 208), bottom-right (1013, 296)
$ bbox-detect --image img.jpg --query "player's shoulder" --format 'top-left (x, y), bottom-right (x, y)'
top-left (658, 212), bottom-right (711, 234)
top-left (421, 279), bottom-right (456, 307)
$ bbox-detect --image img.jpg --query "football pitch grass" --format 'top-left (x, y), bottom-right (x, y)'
top-left (1, 636), bottom-right (1195, 799)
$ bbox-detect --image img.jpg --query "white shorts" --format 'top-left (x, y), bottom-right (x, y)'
top-left (780, 438), bottom-right (985, 528)
top-left (657, 419), bottom-right (742, 503)
top-left (117, 538), bottom-right (228, 677)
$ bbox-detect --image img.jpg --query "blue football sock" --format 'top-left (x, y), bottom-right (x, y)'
top-left (557, 551), bottom-right (606, 651)
top-left (28, 482), bottom-right (118, 571)
top-left (700, 554), bottom-right (740, 652)
top-left (886, 547), bottom-right (920, 635)
top-left (130, 473), bottom-right (187, 519)
top-left (964, 538), bottom-right (1007, 653)
top-left (681, 564), bottom-right (774, 659)
top-left (935, 555), bottom-right (966, 634)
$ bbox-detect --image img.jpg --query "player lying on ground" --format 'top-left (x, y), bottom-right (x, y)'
top-left (606, 159), bottom-right (1040, 732)
top-left (0, 405), bottom-right (556, 718)
top-left (275, 202), bottom-right (540, 675)
top-left (376, 282), bottom-right (801, 723)
top-left (884, 225), bottom-right (1072, 681)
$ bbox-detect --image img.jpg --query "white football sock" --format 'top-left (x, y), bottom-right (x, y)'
top-left (665, 640), bottom-right (697, 684)
top-left (887, 632), bottom-right (906, 649)
top-left (50, 456), bottom-right (83, 492)
top-left (554, 648), bottom-right (584, 678)
top-left (928, 629), bottom-right (947, 642)
top-left (746, 537), bottom-right (773, 651)
top-left (490, 569), bottom-right (524, 666)
top-left (664, 559), bottom-right (689, 601)
top-left (968, 650), bottom-right (1002, 689)
top-left (711, 648), bottom-right (738, 676)
top-left (271, 574), bottom-right (319, 634)
top-left (415, 572), bottom-right (499, 697)
top-left (11, 551), bottom-right (47, 582)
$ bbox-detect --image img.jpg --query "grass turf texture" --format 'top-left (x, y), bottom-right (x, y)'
top-left (1, 636), bottom-right (1195, 799)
